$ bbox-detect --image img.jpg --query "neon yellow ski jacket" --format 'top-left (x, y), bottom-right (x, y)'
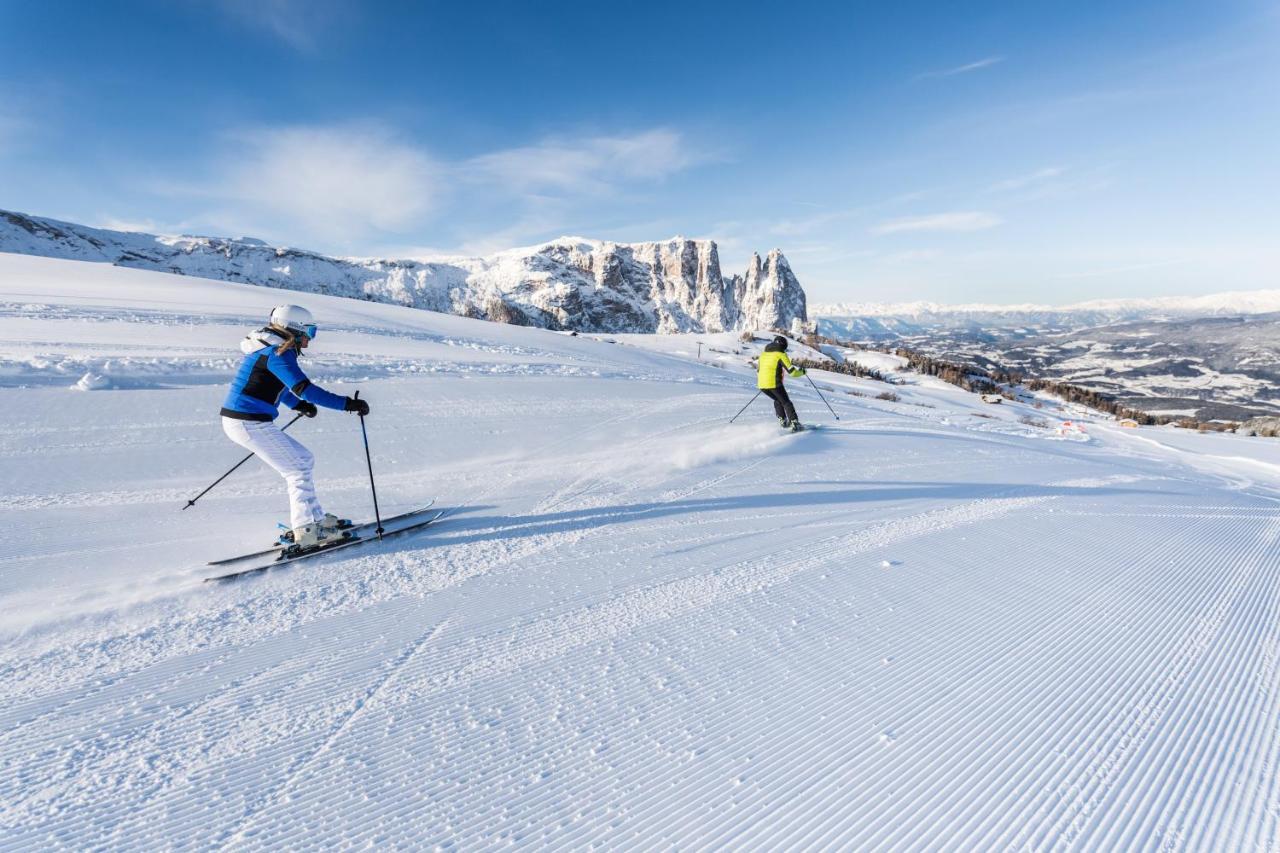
top-left (757, 349), bottom-right (804, 389)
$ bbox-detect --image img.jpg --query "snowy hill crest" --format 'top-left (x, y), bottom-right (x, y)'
top-left (0, 210), bottom-right (807, 334)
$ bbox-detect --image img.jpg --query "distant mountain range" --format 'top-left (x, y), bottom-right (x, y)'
top-left (813, 293), bottom-right (1280, 422)
top-left (0, 209), bottom-right (808, 334)
top-left (999, 313), bottom-right (1280, 421)
top-left (813, 291), bottom-right (1280, 340)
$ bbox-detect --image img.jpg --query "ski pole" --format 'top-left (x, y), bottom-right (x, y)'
top-left (729, 391), bottom-right (762, 423)
top-left (182, 412), bottom-right (305, 510)
top-left (355, 391), bottom-right (384, 539)
top-left (806, 373), bottom-right (841, 421)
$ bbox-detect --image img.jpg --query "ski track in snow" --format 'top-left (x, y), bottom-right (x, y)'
top-left (3, 255), bottom-right (1280, 850)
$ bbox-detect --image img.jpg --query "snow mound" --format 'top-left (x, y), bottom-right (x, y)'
top-left (70, 371), bottom-right (111, 391)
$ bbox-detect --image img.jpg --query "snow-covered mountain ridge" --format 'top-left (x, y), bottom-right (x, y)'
top-left (0, 209), bottom-right (807, 334)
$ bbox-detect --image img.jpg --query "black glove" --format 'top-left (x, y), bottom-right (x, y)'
top-left (344, 396), bottom-right (370, 416)
top-left (293, 401), bottom-right (318, 418)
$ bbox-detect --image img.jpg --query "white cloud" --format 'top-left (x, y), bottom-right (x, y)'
top-left (780, 243), bottom-right (879, 266)
top-left (870, 211), bottom-right (1003, 235)
top-left (1055, 259), bottom-right (1187, 279)
top-left (213, 0), bottom-right (347, 50)
top-left (882, 248), bottom-right (941, 261)
top-left (987, 166), bottom-right (1066, 193)
top-left (770, 209), bottom-right (858, 238)
top-left (92, 217), bottom-right (174, 234)
top-left (152, 123), bottom-right (708, 253)
top-left (917, 56), bottom-right (1005, 79)
top-left (0, 122), bottom-right (18, 154)
top-left (192, 124), bottom-right (440, 244)
top-left (888, 189), bottom-right (933, 204)
top-left (466, 129), bottom-right (698, 195)
top-left (454, 203), bottom-right (571, 256)
top-left (0, 108), bottom-right (32, 155)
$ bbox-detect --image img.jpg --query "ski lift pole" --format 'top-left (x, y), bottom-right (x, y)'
top-left (355, 392), bottom-right (384, 539)
top-left (182, 412), bottom-right (305, 510)
top-left (805, 373), bottom-right (840, 421)
top-left (729, 391), bottom-right (762, 423)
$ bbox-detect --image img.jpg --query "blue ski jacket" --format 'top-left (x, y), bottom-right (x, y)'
top-left (220, 330), bottom-right (347, 422)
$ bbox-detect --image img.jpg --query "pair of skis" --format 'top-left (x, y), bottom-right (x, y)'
top-left (204, 502), bottom-right (443, 582)
top-left (193, 391), bottom-right (445, 582)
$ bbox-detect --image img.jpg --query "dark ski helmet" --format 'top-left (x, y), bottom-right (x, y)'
top-left (773, 335), bottom-right (789, 351)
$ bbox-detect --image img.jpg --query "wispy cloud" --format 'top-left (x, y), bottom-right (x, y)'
top-left (870, 211), bottom-right (1003, 235)
top-left (917, 56), bottom-right (1004, 79)
top-left (779, 243), bottom-right (879, 266)
top-left (92, 216), bottom-right (185, 234)
top-left (877, 248), bottom-right (943, 265)
top-left (156, 123), bottom-right (711, 252)
top-left (0, 98), bottom-right (33, 156)
top-left (213, 0), bottom-right (350, 51)
top-left (164, 123), bottom-right (440, 245)
top-left (454, 202), bottom-right (573, 256)
top-left (465, 129), bottom-right (700, 195)
top-left (770, 208), bottom-right (860, 238)
top-left (769, 189), bottom-right (945, 238)
top-left (0, 117), bottom-right (25, 155)
top-left (1056, 258), bottom-right (1187, 279)
top-left (888, 189), bottom-right (935, 205)
top-left (987, 166), bottom-right (1065, 193)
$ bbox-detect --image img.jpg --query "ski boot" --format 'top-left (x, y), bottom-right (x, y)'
top-left (278, 514), bottom-right (352, 550)
top-left (779, 417), bottom-right (791, 429)
top-left (790, 420), bottom-right (804, 433)
top-left (289, 520), bottom-right (341, 551)
top-left (319, 512), bottom-right (353, 532)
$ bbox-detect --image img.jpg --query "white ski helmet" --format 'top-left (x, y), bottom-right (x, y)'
top-left (268, 304), bottom-right (316, 338)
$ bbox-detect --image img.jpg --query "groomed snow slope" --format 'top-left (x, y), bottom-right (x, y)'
top-left (2, 254), bottom-right (1279, 850)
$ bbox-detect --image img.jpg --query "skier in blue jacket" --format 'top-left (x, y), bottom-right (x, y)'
top-left (220, 304), bottom-right (370, 549)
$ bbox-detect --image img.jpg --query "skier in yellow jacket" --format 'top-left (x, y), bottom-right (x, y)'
top-left (757, 335), bottom-right (806, 432)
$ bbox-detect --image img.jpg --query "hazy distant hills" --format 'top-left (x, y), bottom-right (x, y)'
top-left (814, 291), bottom-right (1280, 334)
top-left (815, 299), bottom-right (1280, 421)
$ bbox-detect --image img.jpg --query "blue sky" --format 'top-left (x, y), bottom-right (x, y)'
top-left (1, 0), bottom-right (1276, 304)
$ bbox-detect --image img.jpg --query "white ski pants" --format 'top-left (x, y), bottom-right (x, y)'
top-left (221, 417), bottom-right (325, 530)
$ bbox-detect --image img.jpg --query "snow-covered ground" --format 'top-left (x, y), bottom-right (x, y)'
top-left (3, 254), bottom-right (1279, 850)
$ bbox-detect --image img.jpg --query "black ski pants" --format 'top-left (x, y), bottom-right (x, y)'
top-left (762, 386), bottom-right (798, 423)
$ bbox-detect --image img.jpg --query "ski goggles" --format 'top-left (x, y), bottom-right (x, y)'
top-left (294, 323), bottom-right (318, 340)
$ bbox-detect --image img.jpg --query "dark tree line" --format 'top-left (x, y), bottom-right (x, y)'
top-left (891, 347), bottom-right (1242, 429)
top-left (890, 349), bottom-right (1017, 398)
top-left (1020, 378), bottom-right (1162, 425)
top-left (891, 347), bottom-right (1178, 423)
top-left (790, 357), bottom-right (887, 383)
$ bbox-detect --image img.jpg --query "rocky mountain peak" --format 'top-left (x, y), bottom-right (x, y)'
top-left (732, 248), bottom-right (807, 334)
top-left (0, 209), bottom-right (809, 334)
